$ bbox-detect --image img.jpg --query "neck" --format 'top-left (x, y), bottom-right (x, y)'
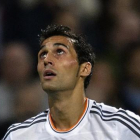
top-left (48, 88), bottom-right (87, 131)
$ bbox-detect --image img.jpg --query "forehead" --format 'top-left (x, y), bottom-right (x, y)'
top-left (41, 35), bottom-right (75, 47)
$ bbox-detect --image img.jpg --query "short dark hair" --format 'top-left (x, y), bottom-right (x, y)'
top-left (39, 24), bottom-right (95, 89)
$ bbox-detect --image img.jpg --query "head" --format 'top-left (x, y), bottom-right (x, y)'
top-left (1, 41), bottom-right (33, 86)
top-left (38, 24), bottom-right (95, 89)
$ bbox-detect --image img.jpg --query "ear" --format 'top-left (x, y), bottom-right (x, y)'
top-left (80, 62), bottom-right (92, 77)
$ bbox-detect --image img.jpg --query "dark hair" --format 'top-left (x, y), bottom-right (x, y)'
top-left (39, 24), bottom-right (96, 89)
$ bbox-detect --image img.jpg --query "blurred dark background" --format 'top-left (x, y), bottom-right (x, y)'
top-left (0, 0), bottom-right (140, 138)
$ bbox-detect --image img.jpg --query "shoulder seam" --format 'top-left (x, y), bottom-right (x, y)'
top-left (90, 104), bottom-right (140, 138)
top-left (2, 111), bottom-right (48, 140)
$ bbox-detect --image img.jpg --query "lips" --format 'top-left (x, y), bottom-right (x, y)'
top-left (43, 70), bottom-right (56, 79)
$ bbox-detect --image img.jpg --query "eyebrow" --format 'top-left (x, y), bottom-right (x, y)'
top-left (54, 43), bottom-right (69, 49)
top-left (40, 42), bottom-right (69, 50)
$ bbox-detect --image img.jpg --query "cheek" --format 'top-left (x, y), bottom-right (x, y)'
top-left (64, 59), bottom-right (78, 68)
top-left (62, 59), bottom-right (79, 77)
top-left (37, 63), bottom-right (42, 75)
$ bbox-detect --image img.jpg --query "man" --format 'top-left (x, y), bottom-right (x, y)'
top-left (3, 25), bottom-right (140, 140)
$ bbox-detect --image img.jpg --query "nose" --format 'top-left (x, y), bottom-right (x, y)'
top-left (43, 53), bottom-right (54, 67)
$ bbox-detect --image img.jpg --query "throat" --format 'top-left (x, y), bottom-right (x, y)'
top-left (49, 98), bottom-right (88, 131)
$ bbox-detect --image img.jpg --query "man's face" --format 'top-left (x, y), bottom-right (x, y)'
top-left (37, 35), bottom-right (80, 92)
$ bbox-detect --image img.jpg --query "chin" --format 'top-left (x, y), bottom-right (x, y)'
top-left (42, 84), bottom-right (56, 92)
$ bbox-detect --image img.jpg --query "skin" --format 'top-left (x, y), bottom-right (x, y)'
top-left (37, 35), bottom-right (92, 131)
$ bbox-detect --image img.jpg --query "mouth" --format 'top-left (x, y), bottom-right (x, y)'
top-left (43, 70), bottom-right (56, 79)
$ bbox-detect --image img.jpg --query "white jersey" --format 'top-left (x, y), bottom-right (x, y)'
top-left (3, 99), bottom-right (140, 140)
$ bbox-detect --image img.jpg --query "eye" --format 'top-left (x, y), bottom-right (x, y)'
top-left (56, 49), bottom-right (65, 55)
top-left (40, 51), bottom-right (47, 59)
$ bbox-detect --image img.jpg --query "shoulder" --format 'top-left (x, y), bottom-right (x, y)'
top-left (88, 99), bottom-right (140, 138)
top-left (2, 110), bottom-right (49, 140)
